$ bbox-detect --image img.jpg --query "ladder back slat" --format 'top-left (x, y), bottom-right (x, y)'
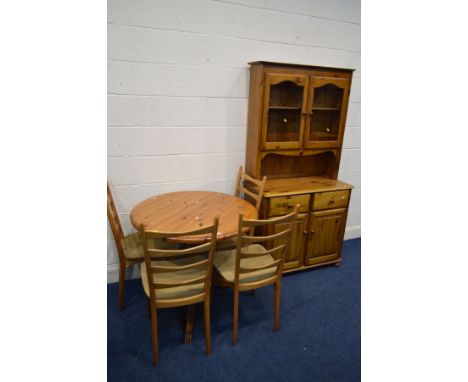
top-left (144, 224), bottom-right (217, 239)
top-left (150, 259), bottom-right (208, 273)
top-left (239, 185), bottom-right (260, 202)
top-left (241, 245), bottom-right (286, 258)
top-left (241, 228), bottom-right (291, 243)
top-left (151, 275), bottom-right (207, 289)
top-left (242, 213), bottom-right (298, 227)
top-left (146, 242), bottom-right (211, 257)
top-left (235, 166), bottom-right (266, 211)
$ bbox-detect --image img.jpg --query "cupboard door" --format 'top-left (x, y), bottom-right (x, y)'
top-left (261, 73), bottom-right (309, 150)
top-left (305, 209), bottom-right (347, 266)
top-left (304, 77), bottom-right (350, 149)
top-left (271, 213), bottom-right (308, 270)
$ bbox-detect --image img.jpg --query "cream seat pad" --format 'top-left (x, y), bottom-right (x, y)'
top-left (122, 233), bottom-right (178, 261)
top-left (214, 244), bottom-right (277, 283)
top-left (141, 255), bottom-right (206, 300)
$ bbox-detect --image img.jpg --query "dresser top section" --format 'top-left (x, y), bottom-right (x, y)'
top-left (248, 61), bottom-right (355, 72)
top-left (258, 176), bottom-right (352, 197)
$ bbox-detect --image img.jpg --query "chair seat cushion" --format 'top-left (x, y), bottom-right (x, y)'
top-left (140, 256), bottom-right (206, 300)
top-left (122, 233), bottom-right (178, 262)
top-left (215, 236), bottom-right (238, 251)
top-left (213, 244), bottom-right (277, 284)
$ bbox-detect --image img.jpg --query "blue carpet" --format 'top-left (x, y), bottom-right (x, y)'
top-left (108, 238), bottom-right (360, 381)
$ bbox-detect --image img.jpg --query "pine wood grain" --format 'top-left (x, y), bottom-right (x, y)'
top-left (253, 176), bottom-right (351, 197)
top-left (131, 191), bottom-right (258, 244)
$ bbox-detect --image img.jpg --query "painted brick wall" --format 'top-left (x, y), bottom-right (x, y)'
top-left (107, 0), bottom-right (361, 282)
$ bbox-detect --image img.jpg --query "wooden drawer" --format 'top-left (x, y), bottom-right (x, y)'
top-left (269, 194), bottom-right (309, 217)
top-left (313, 190), bottom-right (349, 210)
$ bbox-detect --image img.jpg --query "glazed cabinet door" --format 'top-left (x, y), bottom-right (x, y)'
top-left (304, 77), bottom-right (350, 149)
top-left (304, 208), bottom-right (347, 266)
top-left (270, 213), bottom-right (308, 270)
top-left (261, 73), bottom-right (309, 150)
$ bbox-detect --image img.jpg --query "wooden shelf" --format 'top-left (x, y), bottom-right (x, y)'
top-left (269, 106), bottom-right (302, 110)
top-left (310, 131), bottom-right (338, 140)
top-left (312, 107), bottom-right (340, 111)
top-left (255, 176), bottom-right (352, 197)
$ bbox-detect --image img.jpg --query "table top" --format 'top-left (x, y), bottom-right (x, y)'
top-left (130, 191), bottom-right (258, 244)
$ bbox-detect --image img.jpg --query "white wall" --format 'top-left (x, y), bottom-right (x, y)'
top-left (107, 0), bottom-right (361, 282)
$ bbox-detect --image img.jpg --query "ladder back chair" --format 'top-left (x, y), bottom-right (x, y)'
top-left (107, 183), bottom-right (176, 310)
top-left (235, 165), bottom-right (267, 211)
top-left (216, 166), bottom-right (267, 252)
top-left (213, 206), bottom-right (299, 344)
top-left (140, 217), bottom-right (219, 366)
top-left (107, 183), bottom-right (144, 310)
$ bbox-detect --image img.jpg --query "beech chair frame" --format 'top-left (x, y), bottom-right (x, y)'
top-left (107, 182), bottom-right (141, 310)
top-left (140, 217), bottom-right (219, 366)
top-left (235, 165), bottom-right (267, 211)
top-left (219, 206), bottom-right (298, 344)
top-left (215, 166), bottom-right (267, 253)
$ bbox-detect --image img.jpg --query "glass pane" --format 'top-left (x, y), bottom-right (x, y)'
top-left (309, 84), bottom-right (343, 141)
top-left (266, 109), bottom-right (301, 142)
top-left (269, 81), bottom-right (303, 108)
top-left (312, 84), bottom-right (343, 109)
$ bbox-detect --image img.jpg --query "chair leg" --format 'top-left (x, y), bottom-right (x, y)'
top-left (185, 305), bottom-right (195, 345)
top-left (274, 280), bottom-right (281, 332)
top-left (118, 264), bottom-right (126, 311)
top-left (150, 307), bottom-right (159, 366)
top-left (204, 298), bottom-right (212, 355)
top-left (232, 289), bottom-right (239, 345)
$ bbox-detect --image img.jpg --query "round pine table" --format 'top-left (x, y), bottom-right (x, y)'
top-left (130, 190), bottom-right (258, 243)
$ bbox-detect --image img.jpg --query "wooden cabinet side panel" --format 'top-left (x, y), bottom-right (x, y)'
top-left (246, 64), bottom-right (264, 178)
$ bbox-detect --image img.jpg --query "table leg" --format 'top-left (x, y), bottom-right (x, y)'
top-left (185, 304), bottom-right (195, 344)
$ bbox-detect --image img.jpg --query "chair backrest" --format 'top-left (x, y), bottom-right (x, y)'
top-left (233, 206), bottom-right (299, 291)
top-left (235, 166), bottom-right (267, 211)
top-left (140, 217), bottom-right (219, 308)
top-left (107, 182), bottom-right (126, 263)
